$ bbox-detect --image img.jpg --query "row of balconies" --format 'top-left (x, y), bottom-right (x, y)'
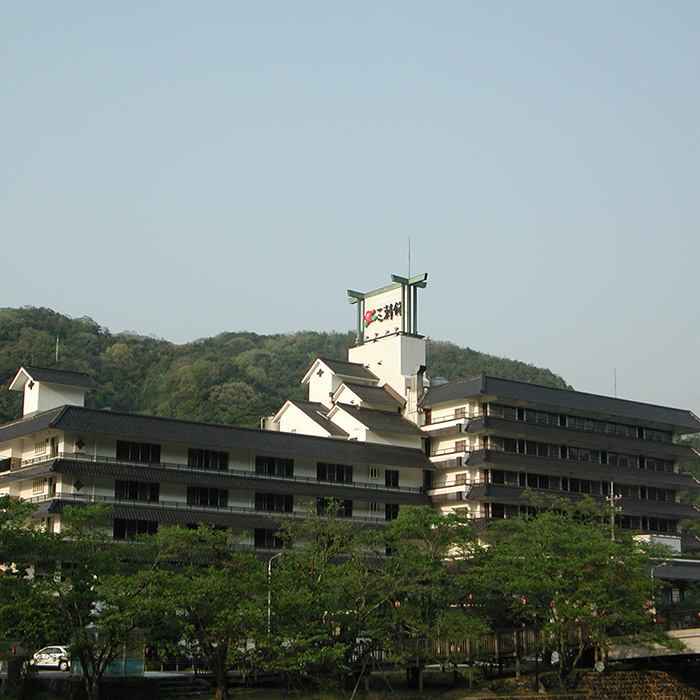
top-left (423, 416), bottom-right (691, 459)
top-left (424, 408), bottom-right (675, 442)
top-left (5, 451), bottom-right (425, 493)
top-left (428, 481), bottom-right (699, 519)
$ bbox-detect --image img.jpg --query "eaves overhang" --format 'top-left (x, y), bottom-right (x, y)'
top-left (0, 405), bottom-right (432, 471)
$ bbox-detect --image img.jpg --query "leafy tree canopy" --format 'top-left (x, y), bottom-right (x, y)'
top-left (480, 502), bottom-right (673, 683)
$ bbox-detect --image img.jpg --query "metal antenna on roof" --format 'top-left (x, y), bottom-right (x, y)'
top-left (408, 236), bottom-right (411, 278)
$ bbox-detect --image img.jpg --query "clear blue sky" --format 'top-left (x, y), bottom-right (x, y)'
top-left (3, 2), bottom-right (700, 411)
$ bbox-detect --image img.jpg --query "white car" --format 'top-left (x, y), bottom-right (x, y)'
top-left (30, 646), bottom-right (70, 671)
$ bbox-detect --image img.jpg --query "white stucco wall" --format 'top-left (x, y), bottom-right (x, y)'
top-left (275, 403), bottom-right (333, 437)
top-left (348, 334), bottom-right (426, 400)
top-left (22, 382), bottom-right (86, 416)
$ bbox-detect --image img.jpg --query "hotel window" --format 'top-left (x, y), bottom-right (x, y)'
top-left (644, 457), bottom-right (673, 472)
top-left (116, 440), bottom-right (161, 464)
top-left (115, 480), bottom-right (159, 502)
top-left (317, 498), bottom-right (352, 518)
top-left (188, 449), bottom-right (229, 471)
top-left (644, 428), bottom-right (672, 443)
top-left (187, 487), bottom-right (227, 508)
top-left (523, 409), bottom-right (558, 426)
top-left (255, 493), bottom-right (293, 513)
top-left (644, 517), bottom-right (676, 533)
top-left (369, 467), bottom-right (381, 480)
top-left (113, 519), bottom-right (158, 540)
top-left (317, 462), bottom-right (353, 483)
top-left (645, 487), bottom-right (674, 502)
top-left (385, 469), bottom-right (399, 487)
top-left (254, 528), bottom-right (283, 549)
top-left (35, 440), bottom-right (47, 456)
top-left (497, 404), bottom-right (517, 420)
top-left (385, 503), bottom-right (399, 521)
top-left (455, 473), bottom-right (468, 486)
top-left (607, 452), bottom-right (637, 468)
top-left (32, 478), bottom-right (45, 494)
top-left (369, 502), bottom-right (379, 513)
top-left (255, 455), bottom-right (294, 477)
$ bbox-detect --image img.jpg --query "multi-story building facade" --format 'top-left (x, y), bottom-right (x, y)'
top-left (270, 274), bottom-right (700, 561)
top-left (1, 274), bottom-right (698, 569)
top-left (421, 375), bottom-right (700, 550)
top-left (0, 366), bottom-right (433, 549)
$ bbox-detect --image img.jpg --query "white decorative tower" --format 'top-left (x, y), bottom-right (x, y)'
top-left (9, 366), bottom-right (99, 416)
top-left (346, 273), bottom-right (428, 425)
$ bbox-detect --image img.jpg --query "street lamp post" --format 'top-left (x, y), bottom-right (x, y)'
top-left (267, 552), bottom-right (282, 633)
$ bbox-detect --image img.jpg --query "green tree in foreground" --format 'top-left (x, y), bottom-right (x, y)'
top-left (481, 503), bottom-right (673, 685)
top-left (384, 506), bottom-right (486, 643)
top-left (267, 505), bottom-right (384, 690)
top-left (267, 505), bottom-right (487, 691)
top-left (0, 496), bottom-right (63, 687)
top-left (39, 504), bottom-right (149, 700)
top-left (143, 526), bottom-right (267, 700)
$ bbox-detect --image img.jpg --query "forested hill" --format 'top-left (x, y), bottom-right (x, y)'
top-left (0, 307), bottom-right (569, 427)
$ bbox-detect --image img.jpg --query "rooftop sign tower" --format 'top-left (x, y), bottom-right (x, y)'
top-left (346, 274), bottom-right (428, 420)
top-left (347, 272), bottom-right (428, 344)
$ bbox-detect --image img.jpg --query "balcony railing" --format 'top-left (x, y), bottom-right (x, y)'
top-left (424, 410), bottom-right (480, 427)
top-left (9, 451), bottom-right (424, 494)
top-left (430, 445), bottom-right (473, 457)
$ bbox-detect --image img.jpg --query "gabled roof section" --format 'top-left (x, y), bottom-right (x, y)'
top-left (420, 374), bottom-right (700, 432)
top-left (0, 405), bottom-right (433, 470)
top-left (332, 405), bottom-right (424, 436)
top-left (301, 357), bottom-right (378, 385)
top-left (279, 400), bottom-right (349, 438)
top-left (9, 366), bottom-right (99, 392)
top-left (332, 382), bottom-right (404, 409)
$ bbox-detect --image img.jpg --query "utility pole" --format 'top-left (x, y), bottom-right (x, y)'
top-left (608, 484), bottom-right (621, 541)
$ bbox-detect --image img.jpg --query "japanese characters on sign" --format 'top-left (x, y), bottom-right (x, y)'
top-left (348, 273), bottom-right (427, 344)
top-left (363, 302), bottom-right (402, 329)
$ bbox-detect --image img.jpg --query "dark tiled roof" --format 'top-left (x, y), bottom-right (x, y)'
top-left (0, 407), bottom-right (66, 443)
top-left (681, 534), bottom-right (700, 552)
top-left (112, 504), bottom-right (275, 529)
top-left (0, 405), bottom-right (433, 471)
top-left (340, 382), bottom-right (403, 407)
top-left (18, 366), bottom-right (99, 389)
top-left (617, 498), bottom-right (700, 519)
top-left (420, 375), bottom-right (700, 432)
top-left (317, 358), bottom-right (377, 381)
top-left (287, 400), bottom-right (348, 437)
top-left (0, 462), bottom-right (52, 485)
top-left (46, 498), bottom-right (278, 530)
top-left (339, 406), bottom-right (424, 436)
top-left (474, 416), bottom-right (699, 460)
top-left (650, 563), bottom-right (700, 582)
top-left (50, 459), bottom-right (430, 505)
top-left (466, 449), bottom-right (700, 489)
